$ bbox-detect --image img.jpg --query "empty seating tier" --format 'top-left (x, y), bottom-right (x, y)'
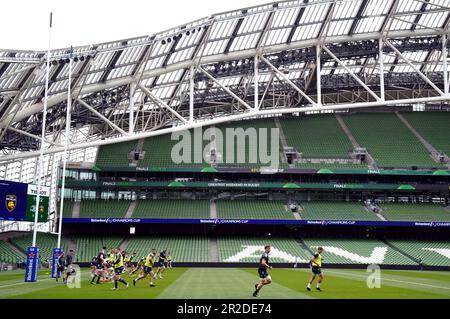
top-left (10, 233), bottom-right (68, 262)
top-left (216, 200), bottom-right (294, 219)
top-left (299, 201), bottom-right (378, 220)
top-left (281, 115), bottom-right (353, 157)
top-left (387, 240), bottom-right (450, 266)
top-left (0, 240), bottom-right (23, 263)
top-left (302, 238), bottom-right (415, 265)
top-left (138, 129), bottom-right (208, 168)
top-left (133, 199), bottom-right (210, 218)
top-left (342, 113), bottom-right (438, 168)
top-left (379, 203), bottom-right (450, 221)
top-left (79, 200), bottom-right (130, 218)
top-left (214, 119), bottom-right (279, 168)
top-left (96, 140), bottom-right (137, 167)
top-left (402, 112), bottom-right (450, 157)
top-left (217, 237), bottom-right (311, 263)
top-left (124, 236), bottom-right (210, 262)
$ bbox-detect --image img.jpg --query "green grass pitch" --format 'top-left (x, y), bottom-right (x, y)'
top-left (1, 267), bottom-right (450, 299)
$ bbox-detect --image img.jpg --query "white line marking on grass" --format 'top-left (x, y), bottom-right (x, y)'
top-left (0, 269), bottom-right (91, 289)
top-left (308, 269), bottom-right (450, 291)
top-left (0, 277), bottom-right (54, 288)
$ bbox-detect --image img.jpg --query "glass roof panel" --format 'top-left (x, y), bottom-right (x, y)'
top-left (333, 0), bottom-right (362, 19)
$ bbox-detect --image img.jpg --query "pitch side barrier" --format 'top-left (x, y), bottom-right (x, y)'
top-left (61, 218), bottom-right (450, 228)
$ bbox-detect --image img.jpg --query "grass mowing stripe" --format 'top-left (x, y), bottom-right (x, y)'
top-left (322, 269), bottom-right (450, 291)
top-left (157, 268), bottom-right (313, 299)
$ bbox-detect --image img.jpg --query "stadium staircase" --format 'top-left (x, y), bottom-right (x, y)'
top-left (395, 112), bottom-right (441, 163)
top-left (363, 202), bottom-right (387, 221)
top-left (210, 238), bottom-right (219, 262)
top-left (274, 117), bottom-right (290, 166)
top-left (119, 238), bottom-right (130, 251)
top-left (125, 201), bottom-right (136, 218)
top-left (335, 114), bottom-right (377, 168)
top-left (381, 239), bottom-right (418, 264)
top-left (67, 238), bottom-right (77, 254)
top-left (210, 199), bottom-right (217, 219)
top-left (73, 201), bottom-right (80, 218)
top-left (297, 239), bottom-right (314, 256)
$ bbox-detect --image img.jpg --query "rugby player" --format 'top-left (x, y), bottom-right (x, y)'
top-left (133, 248), bottom-right (157, 288)
top-left (156, 249), bottom-right (167, 279)
top-left (90, 249), bottom-right (106, 285)
top-left (111, 248), bottom-right (129, 290)
top-left (252, 245), bottom-right (273, 297)
top-left (307, 246), bottom-right (324, 291)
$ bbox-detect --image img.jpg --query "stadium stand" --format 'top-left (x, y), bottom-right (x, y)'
top-left (379, 203), bottom-right (450, 221)
top-left (281, 116), bottom-right (353, 157)
top-left (133, 199), bottom-right (210, 218)
top-left (214, 119), bottom-right (278, 167)
top-left (299, 201), bottom-right (378, 220)
top-left (11, 233), bottom-right (68, 262)
top-left (78, 199), bottom-right (130, 218)
top-left (216, 200), bottom-right (294, 219)
top-left (0, 240), bottom-right (23, 263)
top-left (96, 140), bottom-right (138, 167)
top-left (58, 200), bottom-right (74, 217)
top-left (342, 113), bottom-right (438, 168)
top-left (217, 237), bottom-right (311, 262)
top-left (302, 238), bottom-right (416, 265)
top-left (402, 112), bottom-right (450, 157)
top-left (72, 236), bottom-right (123, 262)
top-left (387, 240), bottom-right (450, 266)
top-left (138, 129), bottom-right (208, 168)
top-left (124, 236), bottom-right (210, 262)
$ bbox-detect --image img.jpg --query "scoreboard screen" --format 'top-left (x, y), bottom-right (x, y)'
top-left (0, 180), bottom-right (49, 222)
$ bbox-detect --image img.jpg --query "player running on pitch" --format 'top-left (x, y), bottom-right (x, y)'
top-left (307, 246), bottom-right (324, 291)
top-left (156, 249), bottom-right (167, 279)
top-left (133, 248), bottom-right (157, 288)
top-left (90, 249), bottom-right (106, 285)
top-left (252, 245), bottom-right (273, 297)
top-left (111, 248), bottom-right (129, 290)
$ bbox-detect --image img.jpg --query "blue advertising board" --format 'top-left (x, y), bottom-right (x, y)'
top-left (51, 248), bottom-right (62, 278)
top-left (61, 217), bottom-right (450, 228)
top-left (24, 246), bottom-right (39, 282)
top-left (0, 180), bottom-right (28, 221)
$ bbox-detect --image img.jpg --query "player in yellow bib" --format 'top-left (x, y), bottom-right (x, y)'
top-left (133, 248), bottom-right (157, 288)
top-left (307, 246), bottom-right (324, 292)
top-left (111, 248), bottom-right (129, 290)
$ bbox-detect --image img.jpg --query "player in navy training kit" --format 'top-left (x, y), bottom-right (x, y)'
top-left (253, 245), bottom-right (273, 297)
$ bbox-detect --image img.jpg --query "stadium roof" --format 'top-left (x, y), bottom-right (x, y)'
top-left (0, 0), bottom-right (449, 158)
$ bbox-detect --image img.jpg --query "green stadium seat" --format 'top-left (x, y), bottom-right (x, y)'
top-left (0, 240), bottom-right (24, 263)
top-left (342, 113), bottom-right (440, 168)
top-left (96, 140), bottom-right (137, 167)
top-left (281, 115), bottom-right (353, 157)
top-left (387, 240), bottom-right (450, 266)
top-left (217, 237), bottom-right (311, 262)
top-left (124, 236), bottom-right (210, 262)
top-left (133, 199), bottom-right (210, 218)
top-left (300, 201), bottom-right (378, 221)
top-left (379, 203), bottom-right (450, 221)
top-left (302, 238), bottom-right (415, 265)
top-left (216, 200), bottom-right (294, 219)
top-left (79, 199), bottom-right (130, 218)
top-left (11, 233), bottom-right (68, 262)
top-left (402, 112), bottom-right (450, 157)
